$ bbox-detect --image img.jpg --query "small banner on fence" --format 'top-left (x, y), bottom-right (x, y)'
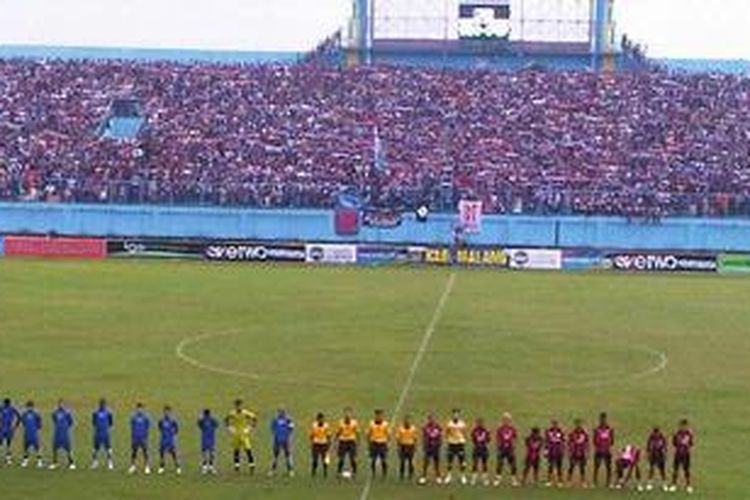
top-left (458, 200), bottom-right (483, 234)
top-left (361, 208), bottom-right (402, 229)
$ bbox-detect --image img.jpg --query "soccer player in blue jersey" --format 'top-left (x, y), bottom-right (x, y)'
top-left (128, 402), bottom-right (152, 475)
top-left (91, 398), bottom-right (114, 470)
top-left (1, 398), bottom-right (21, 465)
top-left (158, 405), bottom-right (181, 475)
top-left (270, 408), bottom-right (295, 477)
top-left (198, 408), bottom-right (219, 474)
top-left (20, 401), bottom-right (43, 468)
top-left (49, 399), bottom-right (75, 470)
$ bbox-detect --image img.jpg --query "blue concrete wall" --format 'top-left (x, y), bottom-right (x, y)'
top-left (1, 203), bottom-right (749, 251)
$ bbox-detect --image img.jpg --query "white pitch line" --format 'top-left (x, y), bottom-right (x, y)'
top-left (358, 272), bottom-right (456, 500)
top-left (175, 330), bottom-right (263, 380)
top-left (411, 344), bottom-right (669, 393)
top-left (177, 329), bottom-right (668, 394)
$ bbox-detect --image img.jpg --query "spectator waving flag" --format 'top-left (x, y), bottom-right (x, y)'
top-left (373, 126), bottom-right (387, 174)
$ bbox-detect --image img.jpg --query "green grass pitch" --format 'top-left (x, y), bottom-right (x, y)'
top-left (0, 259), bottom-right (748, 499)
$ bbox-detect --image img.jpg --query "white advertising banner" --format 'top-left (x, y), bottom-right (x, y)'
top-left (458, 200), bottom-right (483, 234)
top-left (305, 244), bottom-right (357, 264)
top-left (507, 249), bottom-right (562, 270)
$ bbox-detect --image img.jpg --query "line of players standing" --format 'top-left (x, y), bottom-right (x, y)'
top-left (309, 408), bottom-right (695, 494)
top-left (1, 398), bottom-right (189, 475)
top-left (1, 397), bottom-right (696, 493)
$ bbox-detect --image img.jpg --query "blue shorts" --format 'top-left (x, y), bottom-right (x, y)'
top-left (93, 435), bottom-right (111, 450)
top-left (53, 438), bottom-right (71, 451)
top-left (201, 442), bottom-right (215, 453)
top-left (273, 440), bottom-right (292, 456)
top-left (24, 437), bottom-right (40, 451)
top-left (159, 442), bottom-right (176, 454)
top-left (131, 440), bottom-right (148, 453)
top-left (0, 429), bottom-right (14, 443)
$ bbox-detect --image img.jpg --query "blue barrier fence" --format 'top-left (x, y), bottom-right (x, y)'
top-left (1, 202), bottom-right (749, 251)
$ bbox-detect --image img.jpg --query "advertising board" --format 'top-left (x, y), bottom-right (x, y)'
top-left (606, 253), bottom-right (717, 273)
top-left (718, 253), bottom-right (750, 273)
top-left (0, 236), bottom-right (4, 257)
top-left (562, 249), bottom-right (605, 270)
top-left (205, 243), bottom-right (306, 262)
top-left (356, 245), bottom-right (416, 265)
top-left (108, 239), bottom-right (203, 259)
top-left (507, 249), bottom-right (562, 270)
top-left (455, 247), bottom-right (509, 266)
top-left (420, 247), bottom-right (509, 267)
top-left (421, 247), bottom-right (452, 265)
top-left (4, 236), bottom-right (106, 258)
top-left (304, 244), bottom-right (357, 264)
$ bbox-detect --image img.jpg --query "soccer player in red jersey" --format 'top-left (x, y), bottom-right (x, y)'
top-left (615, 444), bottom-right (642, 490)
top-left (567, 419), bottom-right (590, 487)
top-left (593, 412), bottom-right (615, 488)
top-left (494, 412), bottom-right (519, 487)
top-left (544, 419), bottom-right (565, 487)
top-left (646, 426), bottom-right (668, 491)
top-left (669, 419), bottom-right (695, 493)
top-left (522, 427), bottom-right (544, 486)
top-left (418, 414), bottom-right (442, 485)
top-left (470, 417), bottom-right (491, 486)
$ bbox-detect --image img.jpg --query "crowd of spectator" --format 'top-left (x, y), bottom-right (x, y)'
top-left (0, 58), bottom-right (749, 217)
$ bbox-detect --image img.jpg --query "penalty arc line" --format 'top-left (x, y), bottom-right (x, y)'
top-left (357, 272), bottom-right (457, 500)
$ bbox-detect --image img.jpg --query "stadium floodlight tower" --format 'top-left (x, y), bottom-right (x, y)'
top-left (346, 0), bottom-right (618, 70)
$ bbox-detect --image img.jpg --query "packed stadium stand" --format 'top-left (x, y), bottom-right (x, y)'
top-left (1, 58), bottom-right (749, 217)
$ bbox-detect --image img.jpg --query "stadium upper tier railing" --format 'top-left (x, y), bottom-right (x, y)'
top-left (1, 180), bottom-right (749, 219)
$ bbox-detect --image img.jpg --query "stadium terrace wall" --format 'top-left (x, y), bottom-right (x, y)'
top-left (1, 203), bottom-right (750, 252)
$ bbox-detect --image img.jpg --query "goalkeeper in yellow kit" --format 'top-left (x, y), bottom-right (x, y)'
top-left (225, 399), bottom-right (258, 473)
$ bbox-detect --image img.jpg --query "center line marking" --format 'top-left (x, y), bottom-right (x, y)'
top-left (358, 272), bottom-right (456, 500)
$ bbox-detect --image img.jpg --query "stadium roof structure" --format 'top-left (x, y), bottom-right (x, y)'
top-left (344, 0), bottom-right (639, 70)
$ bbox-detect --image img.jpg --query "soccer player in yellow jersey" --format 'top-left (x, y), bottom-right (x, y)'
top-left (366, 409), bottom-right (390, 478)
top-left (224, 399), bottom-right (257, 473)
top-left (396, 414), bottom-right (418, 480)
top-left (335, 407), bottom-right (359, 478)
top-left (309, 413), bottom-right (331, 478)
top-left (445, 408), bottom-right (468, 485)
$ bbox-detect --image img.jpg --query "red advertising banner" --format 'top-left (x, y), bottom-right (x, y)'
top-left (4, 236), bottom-right (107, 259)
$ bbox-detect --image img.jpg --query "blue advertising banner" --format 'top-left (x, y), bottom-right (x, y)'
top-left (357, 245), bottom-right (416, 265)
top-left (562, 248), bottom-right (605, 270)
top-left (0, 235), bottom-right (5, 257)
